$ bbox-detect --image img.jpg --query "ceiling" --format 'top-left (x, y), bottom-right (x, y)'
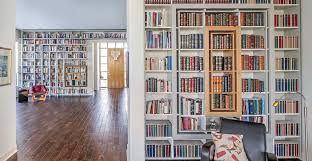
top-left (16, 0), bottom-right (127, 30)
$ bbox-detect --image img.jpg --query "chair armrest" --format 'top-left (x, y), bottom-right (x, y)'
top-left (201, 141), bottom-right (215, 161)
top-left (266, 152), bottom-right (277, 161)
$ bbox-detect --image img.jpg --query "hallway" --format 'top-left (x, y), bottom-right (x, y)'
top-left (8, 89), bottom-right (128, 161)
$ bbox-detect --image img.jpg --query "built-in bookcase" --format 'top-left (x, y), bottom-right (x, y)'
top-left (19, 31), bottom-right (126, 96)
top-left (144, 1), bottom-right (302, 160)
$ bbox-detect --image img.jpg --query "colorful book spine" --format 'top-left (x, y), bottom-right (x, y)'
top-left (146, 99), bottom-right (172, 114)
top-left (242, 79), bottom-right (265, 92)
top-left (180, 97), bottom-right (203, 115)
top-left (240, 0), bottom-right (270, 3)
top-left (180, 117), bottom-right (204, 131)
top-left (145, 56), bottom-right (172, 71)
top-left (180, 56), bottom-right (204, 71)
top-left (241, 34), bottom-right (265, 49)
top-left (145, 144), bottom-right (172, 158)
top-left (275, 122), bottom-right (299, 136)
top-left (241, 55), bottom-right (265, 70)
top-left (180, 34), bottom-right (203, 49)
top-left (274, 100), bottom-right (299, 114)
top-left (240, 116), bottom-right (265, 124)
top-left (275, 57), bottom-right (297, 70)
top-left (274, 36), bottom-right (299, 48)
top-left (180, 77), bottom-right (204, 93)
top-left (274, 142), bottom-right (299, 158)
top-left (145, 30), bottom-right (172, 48)
top-left (212, 75), bottom-right (232, 93)
top-left (145, 78), bottom-right (172, 92)
top-left (179, 12), bottom-right (203, 26)
top-left (205, 13), bottom-right (238, 26)
top-left (274, 14), bottom-right (298, 27)
top-left (146, 123), bottom-right (172, 137)
top-left (212, 34), bottom-right (233, 49)
top-left (275, 79), bottom-right (299, 92)
top-left (173, 144), bottom-right (202, 158)
top-left (213, 56), bottom-right (233, 71)
top-left (173, 0), bottom-right (203, 3)
top-left (145, 9), bottom-right (168, 27)
top-left (273, 0), bottom-right (297, 4)
top-left (240, 12), bottom-right (264, 26)
top-left (212, 94), bottom-right (233, 109)
top-left (242, 96), bottom-right (265, 115)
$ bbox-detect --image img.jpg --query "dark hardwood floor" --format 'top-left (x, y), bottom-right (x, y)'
top-left (8, 89), bottom-right (128, 161)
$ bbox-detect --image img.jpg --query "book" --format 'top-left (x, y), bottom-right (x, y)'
top-left (241, 55), bottom-right (265, 70)
top-left (212, 34), bottom-right (233, 49)
top-left (180, 117), bottom-right (205, 131)
top-left (274, 100), bottom-right (299, 114)
top-left (240, 12), bottom-right (265, 26)
top-left (146, 78), bottom-right (172, 92)
top-left (179, 12), bottom-right (203, 26)
top-left (173, 144), bottom-right (201, 158)
top-left (212, 94), bottom-right (233, 110)
top-left (274, 142), bottom-right (299, 157)
top-left (145, 144), bottom-right (171, 158)
top-left (180, 56), bottom-right (204, 71)
top-left (241, 34), bottom-right (265, 49)
top-left (173, 0), bottom-right (204, 3)
top-left (275, 78), bottom-right (299, 92)
top-left (180, 77), bottom-right (204, 93)
top-left (273, 0), bottom-right (297, 4)
top-left (180, 97), bottom-right (203, 115)
top-left (240, 0), bottom-right (270, 3)
top-left (205, 13), bottom-right (238, 26)
top-left (180, 34), bottom-right (203, 49)
top-left (240, 116), bottom-right (265, 124)
top-left (145, 56), bottom-right (172, 71)
top-left (146, 99), bottom-right (172, 114)
top-left (212, 74), bottom-right (232, 93)
top-left (275, 57), bottom-right (297, 70)
top-left (274, 14), bottom-right (298, 27)
top-left (242, 78), bottom-right (265, 92)
top-left (213, 56), bottom-right (233, 71)
top-left (274, 36), bottom-right (299, 48)
top-left (275, 121), bottom-right (299, 136)
top-left (242, 96), bottom-right (265, 115)
top-left (145, 9), bottom-right (168, 27)
top-left (146, 30), bottom-right (172, 49)
top-left (146, 123), bottom-right (172, 137)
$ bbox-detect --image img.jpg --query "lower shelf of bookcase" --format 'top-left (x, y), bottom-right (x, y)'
top-left (146, 137), bottom-right (172, 141)
top-left (277, 156), bottom-right (301, 160)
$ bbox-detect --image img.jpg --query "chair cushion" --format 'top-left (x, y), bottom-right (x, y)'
top-left (211, 132), bottom-right (248, 161)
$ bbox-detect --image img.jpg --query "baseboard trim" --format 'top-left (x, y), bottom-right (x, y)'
top-left (0, 147), bottom-right (17, 161)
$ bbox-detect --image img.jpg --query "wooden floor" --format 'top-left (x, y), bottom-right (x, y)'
top-left (8, 89), bottom-right (128, 161)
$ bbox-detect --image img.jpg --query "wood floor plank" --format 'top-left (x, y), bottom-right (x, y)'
top-left (7, 89), bottom-right (128, 161)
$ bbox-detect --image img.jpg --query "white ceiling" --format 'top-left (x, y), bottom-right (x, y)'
top-left (16, 0), bottom-right (127, 29)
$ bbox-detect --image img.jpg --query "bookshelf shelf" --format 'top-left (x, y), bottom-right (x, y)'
top-left (145, 48), bottom-right (172, 51)
top-left (275, 48), bottom-right (299, 51)
top-left (275, 70), bottom-right (300, 73)
top-left (275, 136), bottom-right (301, 140)
top-left (274, 27), bottom-right (299, 30)
top-left (145, 70), bottom-right (172, 73)
top-left (241, 70), bottom-right (267, 73)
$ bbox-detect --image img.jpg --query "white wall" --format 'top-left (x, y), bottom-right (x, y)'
top-left (0, 0), bottom-right (17, 160)
top-left (301, 0), bottom-right (312, 160)
top-left (16, 0), bottom-right (126, 29)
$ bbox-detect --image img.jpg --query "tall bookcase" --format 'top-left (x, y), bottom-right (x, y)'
top-left (19, 31), bottom-right (127, 96)
top-left (144, 0), bottom-right (302, 160)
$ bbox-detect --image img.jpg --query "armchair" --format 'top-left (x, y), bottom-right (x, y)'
top-left (32, 85), bottom-right (48, 102)
top-left (201, 118), bottom-right (277, 161)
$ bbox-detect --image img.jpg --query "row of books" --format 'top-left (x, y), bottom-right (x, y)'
top-left (274, 100), bottom-right (299, 114)
top-left (241, 55), bottom-right (265, 71)
top-left (212, 34), bottom-right (233, 49)
top-left (212, 94), bottom-right (233, 110)
top-left (180, 97), bottom-right (203, 115)
top-left (212, 75), bottom-right (232, 93)
top-left (180, 34), bottom-right (204, 49)
top-left (213, 56), bottom-right (233, 71)
top-left (65, 80), bottom-right (87, 87)
top-left (64, 60), bottom-right (87, 66)
top-left (205, 0), bottom-right (239, 3)
top-left (275, 57), bottom-right (297, 70)
top-left (50, 53), bottom-right (87, 59)
top-left (145, 144), bottom-right (171, 158)
top-left (275, 79), bottom-right (299, 92)
top-left (173, 144), bottom-right (201, 158)
top-left (273, 0), bottom-right (297, 4)
top-left (65, 66), bottom-right (87, 73)
top-left (241, 34), bottom-right (265, 49)
top-left (274, 142), bottom-right (299, 157)
top-left (274, 14), bottom-right (298, 27)
top-left (240, 116), bottom-right (265, 124)
top-left (47, 39), bottom-right (86, 45)
top-left (144, 0), bottom-right (171, 4)
top-left (65, 73), bottom-right (86, 80)
top-left (274, 36), bottom-right (298, 48)
top-left (173, 0), bottom-right (203, 3)
top-left (146, 78), bottom-right (172, 92)
top-left (180, 56), bottom-right (204, 71)
top-left (146, 99), bottom-right (172, 114)
top-left (240, 12), bottom-right (265, 26)
top-left (242, 96), bottom-right (265, 115)
top-left (180, 117), bottom-right (204, 131)
top-left (145, 56), bottom-right (172, 71)
top-left (180, 77), bottom-right (204, 93)
top-left (179, 12), bottom-right (203, 26)
top-left (205, 13), bottom-right (238, 26)
top-left (22, 67), bottom-right (34, 73)
top-left (145, 0), bottom-right (270, 4)
top-left (146, 124), bottom-right (172, 137)
top-left (242, 79), bottom-right (265, 92)
top-left (145, 9), bottom-right (168, 27)
top-left (24, 32), bottom-right (127, 39)
top-left (240, 0), bottom-right (270, 3)
top-left (275, 122), bottom-right (299, 136)
top-left (22, 60), bottom-right (35, 66)
top-left (145, 30), bottom-right (172, 49)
